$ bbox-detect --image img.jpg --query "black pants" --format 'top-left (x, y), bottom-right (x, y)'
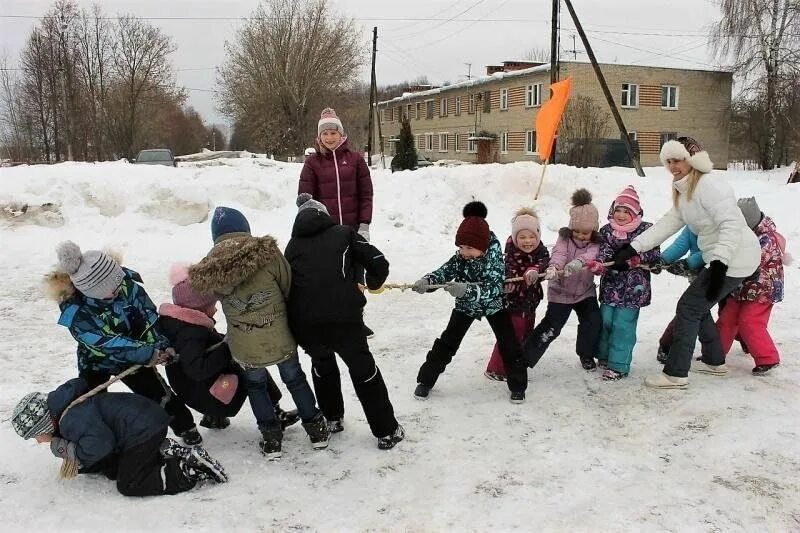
top-left (82, 367), bottom-right (195, 435)
top-left (522, 296), bottom-right (601, 368)
top-left (116, 428), bottom-right (196, 497)
top-left (417, 309), bottom-right (528, 393)
top-left (295, 321), bottom-right (398, 438)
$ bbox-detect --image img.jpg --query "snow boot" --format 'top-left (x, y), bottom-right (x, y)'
top-left (377, 424), bottom-right (405, 450)
top-left (644, 372), bottom-right (688, 389)
top-left (752, 363), bottom-right (779, 375)
top-left (199, 415), bottom-right (230, 430)
top-left (484, 370), bottom-right (506, 381)
top-left (413, 383), bottom-right (431, 400)
top-left (656, 346), bottom-right (668, 364)
top-left (302, 414), bottom-right (330, 450)
top-left (597, 359), bottom-right (608, 369)
top-left (179, 426), bottom-right (203, 446)
top-left (601, 368), bottom-right (628, 381)
top-left (328, 418), bottom-right (344, 434)
top-left (691, 361), bottom-right (728, 375)
top-left (580, 357), bottom-right (597, 371)
top-left (185, 446), bottom-right (228, 483)
top-left (509, 391), bottom-right (525, 404)
top-left (160, 437), bottom-right (190, 460)
top-left (275, 405), bottom-right (300, 430)
top-left (259, 428), bottom-right (283, 459)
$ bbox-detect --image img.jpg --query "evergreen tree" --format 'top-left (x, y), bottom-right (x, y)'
top-left (394, 115), bottom-right (417, 171)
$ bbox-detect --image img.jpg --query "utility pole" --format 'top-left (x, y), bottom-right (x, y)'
top-left (367, 26), bottom-right (377, 164)
top-left (563, 0), bottom-right (645, 177)
top-left (550, 0), bottom-right (560, 84)
top-left (572, 35), bottom-right (578, 60)
top-left (464, 62), bottom-right (472, 81)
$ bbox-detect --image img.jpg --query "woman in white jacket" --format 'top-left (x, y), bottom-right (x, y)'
top-left (609, 137), bottom-right (761, 389)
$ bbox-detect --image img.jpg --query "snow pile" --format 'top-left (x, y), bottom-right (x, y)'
top-left (0, 159), bottom-right (798, 531)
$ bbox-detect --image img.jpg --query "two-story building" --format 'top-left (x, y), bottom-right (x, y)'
top-left (376, 59), bottom-right (733, 168)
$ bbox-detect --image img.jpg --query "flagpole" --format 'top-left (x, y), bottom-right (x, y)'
top-left (534, 159), bottom-right (549, 201)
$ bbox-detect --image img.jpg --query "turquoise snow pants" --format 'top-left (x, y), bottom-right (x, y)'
top-left (598, 304), bottom-right (640, 374)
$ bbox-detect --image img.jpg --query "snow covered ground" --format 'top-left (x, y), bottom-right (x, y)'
top-left (0, 158), bottom-right (798, 531)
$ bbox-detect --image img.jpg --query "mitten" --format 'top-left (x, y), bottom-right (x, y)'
top-left (148, 348), bottom-right (179, 367)
top-left (503, 283), bottom-right (516, 294)
top-left (444, 282), bottom-right (469, 298)
top-left (50, 438), bottom-right (78, 462)
top-left (610, 244), bottom-right (637, 271)
top-left (627, 255), bottom-right (641, 269)
top-left (524, 268), bottom-right (541, 285)
top-left (705, 260), bottom-right (728, 301)
top-left (543, 266), bottom-right (559, 280)
top-left (357, 223), bottom-right (370, 242)
top-left (666, 259), bottom-right (690, 277)
top-left (411, 277), bottom-right (430, 294)
top-left (563, 259), bottom-right (584, 276)
top-left (586, 260), bottom-right (606, 275)
top-left (649, 258), bottom-right (666, 274)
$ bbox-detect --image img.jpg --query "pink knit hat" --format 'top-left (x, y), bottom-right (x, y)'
top-left (613, 185), bottom-right (642, 216)
top-left (568, 188), bottom-right (599, 232)
top-left (170, 264), bottom-right (218, 311)
top-left (318, 107), bottom-right (344, 136)
top-left (511, 208), bottom-right (541, 248)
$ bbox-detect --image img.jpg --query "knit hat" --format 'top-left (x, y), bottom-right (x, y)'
top-left (568, 189), bottom-right (599, 232)
top-left (169, 263), bottom-right (218, 311)
top-left (737, 197), bottom-right (762, 230)
top-left (296, 193), bottom-right (329, 215)
top-left (511, 207), bottom-right (541, 248)
top-left (12, 392), bottom-right (54, 440)
top-left (659, 136), bottom-right (714, 173)
top-left (56, 241), bottom-right (125, 300)
top-left (211, 206), bottom-right (250, 242)
top-left (613, 185), bottom-right (642, 216)
top-left (318, 107), bottom-right (344, 136)
top-left (455, 201), bottom-right (490, 252)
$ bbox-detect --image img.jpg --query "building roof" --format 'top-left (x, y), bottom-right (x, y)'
top-left (378, 60), bottom-right (732, 106)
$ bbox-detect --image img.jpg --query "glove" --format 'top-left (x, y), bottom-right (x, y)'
top-left (50, 438), bottom-right (78, 462)
top-left (444, 282), bottom-right (469, 298)
top-left (610, 244), bottom-right (637, 271)
top-left (627, 255), bottom-right (641, 269)
top-left (649, 258), bottom-right (666, 274)
top-left (586, 260), bottom-right (606, 275)
top-left (524, 268), bottom-right (541, 285)
top-left (357, 223), bottom-right (370, 242)
top-left (666, 259), bottom-right (690, 277)
top-left (563, 259), bottom-right (584, 277)
top-left (148, 347), bottom-right (179, 367)
top-left (543, 266), bottom-right (559, 281)
top-left (705, 260), bottom-right (728, 301)
top-left (411, 277), bottom-right (430, 294)
top-left (503, 283), bottom-right (516, 294)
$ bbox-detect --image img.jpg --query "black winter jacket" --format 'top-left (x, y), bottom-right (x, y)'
top-left (285, 208), bottom-right (389, 324)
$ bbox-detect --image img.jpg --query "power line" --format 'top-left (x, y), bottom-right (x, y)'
top-left (404, 0), bottom-right (514, 51)
top-left (385, 0), bottom-right (488, 41)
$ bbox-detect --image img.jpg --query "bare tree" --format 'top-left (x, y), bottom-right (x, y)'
top-left (75, 4), bottom-right (112, 160)
top-left (218, 0), bottom-right (365, 158)
top-left (712, 0), bottom-right (800, 169)
top-left (557, 95), bottom-right (610, 167)
top-left (521, 47), bottom-right (551, 63)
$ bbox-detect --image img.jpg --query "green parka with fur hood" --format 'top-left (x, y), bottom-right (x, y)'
top-left (189, 232), bottom-right (296, 367)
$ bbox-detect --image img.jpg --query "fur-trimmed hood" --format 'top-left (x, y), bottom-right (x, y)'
top-left (43, 248), bottom-right (124, 303)
top-left (558, 227), bottom-right (602, 244)
top-left (189, 233), bottom-right (280, 293)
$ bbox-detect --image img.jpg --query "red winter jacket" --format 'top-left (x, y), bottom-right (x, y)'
top-left (298, 139), bottom-right (373, 227)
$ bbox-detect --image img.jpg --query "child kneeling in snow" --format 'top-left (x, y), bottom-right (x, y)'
top-left (715, 197), bottom-right (788, 375)
top-left (412, 201), bottom-right (529, 403)
top-left (158, 264), bottom-right (299, 431)
top-left (522, 189), bottom-right (603, 372)
top-left (12, 378), bottom-right (226, 497)
top-left (596, 186), bottom-right (661, 380)
top-left (47, 241), bottom-right (200, 445)
top-left (484, 206), bottom-right (549, 381)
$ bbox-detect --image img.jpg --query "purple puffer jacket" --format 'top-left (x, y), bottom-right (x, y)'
top-left (547, 228), bottom-right (601, 305)
top-left (299, 139), bottom-right (373, 227)
top-left (733, 215), bottom-right (784, 304)
top-left (597, 221), bottom-right (660, 308)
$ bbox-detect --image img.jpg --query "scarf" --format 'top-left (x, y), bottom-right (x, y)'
top-left (609, 216), bottom-right (642, 239)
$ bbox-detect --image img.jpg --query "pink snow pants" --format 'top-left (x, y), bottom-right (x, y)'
top-left (716, 300), bottom-right (780, 366)
top-left (486, 312), bottom-right (535, 376)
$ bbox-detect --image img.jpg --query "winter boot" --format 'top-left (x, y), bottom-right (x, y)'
top-left (199, 415), bottom-right (230, 430)
top-left (377, 424), bottom-right (405, 450)
top-left (179, 426), bottom-right (203, 446)
top-left (601, 368), bottom-right (628, 381)
top-left (275, 405), bottom-right (300, 430)
top-left (752, 363), bottom-right (779, 375)
top-left (644, 372), bottom-right (688, 389)
top-left (160, 437), bottom-right (191, 460)
top-left (328, 418), bottom-right (344, 434)
top-left (259, 428), bottom-right (283, 459)
top-left (302, 414), bottom-right (330, 450)
top-left (363, 324), bottom-right (375, 339)
top-left (509, 391), bottom-right (525, 404)
top-left (691, 361), bottom-right (728, 375)
top-left (597, 359), bottom-right (608, 369)
top-left (484, 370), bottom-right (506, 381)
top-left (580, 357), bottom-right (597, 371)
top-left (185, 446), bottom-right (228, 483)
top-left (656, 346), bottom-right (669, 364)
top-left (414, 383), bottom-right (431, 400)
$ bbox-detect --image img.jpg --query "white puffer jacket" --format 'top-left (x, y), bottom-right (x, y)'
top-left (631, 174), bottom-right (761, 278)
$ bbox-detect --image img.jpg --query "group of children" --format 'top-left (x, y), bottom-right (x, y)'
top-left (409, 184), bottom-right (786, 402)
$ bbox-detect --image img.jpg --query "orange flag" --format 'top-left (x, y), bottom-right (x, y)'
top-left (535, 77), bottom-right (573, 163)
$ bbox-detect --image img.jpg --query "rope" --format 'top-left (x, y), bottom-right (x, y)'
top-left (56, 364), bottom-right (143, 479)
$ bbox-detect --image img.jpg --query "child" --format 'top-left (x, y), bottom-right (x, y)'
top-left (522, 189), bottom-right (603, 371)
top-left (285, 194), bottom-right (404, 449)
top-left (189, 206), bottom-right (329, 458)
top-left (411, 201), bottom-right (528, 403)
top-left (12, 378), bottom-right (226, 497)
top-left (485, 207), bottom-right (549, 381)
top-left (596, 185), bottom-right (660, 380)
top-left (716, 197), bottom-right (786, 374)
top-left (158, 264), bottom-right (299, 431)
top-left (47, 241), bottom-right (201, 445)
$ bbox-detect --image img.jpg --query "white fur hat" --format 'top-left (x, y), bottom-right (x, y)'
top-left (659, 137), bottom-right (713, 173)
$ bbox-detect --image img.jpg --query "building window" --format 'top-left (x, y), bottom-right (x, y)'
top-left (405, 104), bottom-right (411, 120)
top-left (416, 134), bottom-right (423, 149)
top-left (468, 94), bottom-right (475, 114)
top-left (425, 133), bottom-right (434, 151)
top-left (454, 133), bottom-right (460, 152)
top-left (525, 130), bottom-right (537, 154)
top-left (660, 132), bottom-right (677, 147)
top-left (379, 109), bottom-right (385, 123)
top-left (662, 85), bottom-right (679, 109)
top-left (500, 131), bottom-right (509, 154)
top-left (440, 98), bottom-right (448, 117)
top-left (525, 83), bottom-right (542, 107)
top-left (438, 133), bottom-right (448, 152)
top-left (500, 88), bottom-right (508, 110)
top-left (415, 102), bottom-right (421, 120)
top-left (626, 131), bottom-right (637, 141)
top-left (483, 91), bottom-right (491, 113)
top-left (467, 132), bottom-right (477, 153)
top-left (426, 100), bottom-right (434, 119)
top-left (621, 83), bottom-right (639, 108)
top-left (455, 96), bottom-right (462, 116)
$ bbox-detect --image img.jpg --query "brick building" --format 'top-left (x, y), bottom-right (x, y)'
top-left (376, 60), bottom-right (733, 168)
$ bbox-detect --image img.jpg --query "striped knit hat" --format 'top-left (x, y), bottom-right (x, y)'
top-left (318, 107), bottom-right (344, 136)
top-left (56, 241), bottom-right (125, 300)
top-left (613, 185), bottom-right (642, 216)
top-left (12, 392), bottom-right (54, 440)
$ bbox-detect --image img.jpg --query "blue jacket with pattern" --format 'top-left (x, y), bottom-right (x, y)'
top-left (425, 232), bottom-right (505, 319)
top-left (57, 268), bottom-right (169, 374)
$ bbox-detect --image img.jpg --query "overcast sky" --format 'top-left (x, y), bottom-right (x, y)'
top-left (1, 0), bottom-right (723, 126)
